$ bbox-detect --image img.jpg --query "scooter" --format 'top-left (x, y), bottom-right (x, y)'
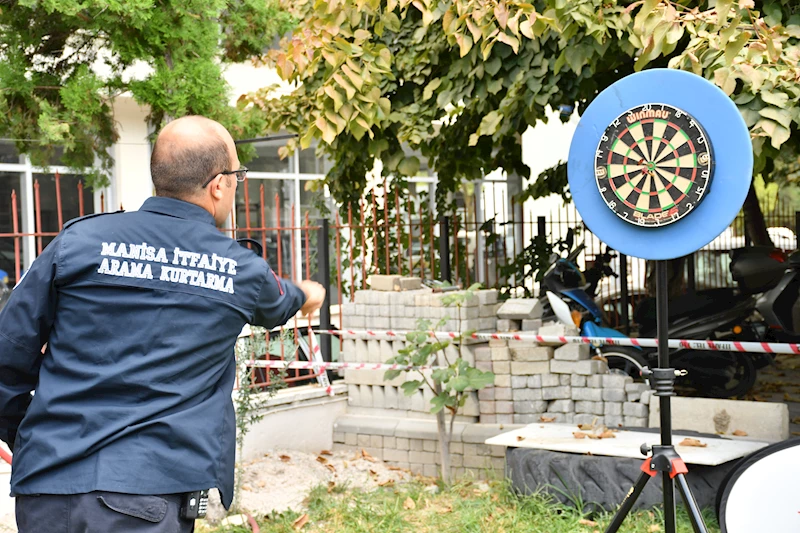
top-left (542, 248), bottom-right (763, 398)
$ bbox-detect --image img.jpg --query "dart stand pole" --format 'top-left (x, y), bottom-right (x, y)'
top-left (604, 261), bottom-right (708, 533)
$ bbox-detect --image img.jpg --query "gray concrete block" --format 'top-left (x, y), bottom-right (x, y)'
top-left (575, 400), bottom-right (604, 415)
top-left (478, 387), bottom-right (495, 401)
top-left (333, 431), bottom-right (345, 443)
top-left (495, 374), bottom-right (511, 388)
top-left (371, 274), bottom-right (402, 291)
top-left (554, 343), bottom-right (591, 361)
top-left (334, 414), bottom-right (400, 436)
top-left (571, 375), bottom-right (587, 387)
top-left (462, 393), bottom-right (481, 417)
top-left (399, 277), bottom-right (422, 290)
top-left (641, 391), bottom-right (654, 406)
top-left (514, 400), bottom-right (548, 414)
top-left (493, 361), bottom-right (511, 375)
top-left (495, 414), bottom-right (515, 424)
top-left (623, 402), bottom-right (649, 418)
top-left (372, 385), bottom-right (386, 408)
top-left (357, 434), bottom-right (371, 447)
top-left (409, 451), bottom-right (437, 465)
top-left (480, 414), bottom-right (497, 423)
top-left (360, 384), bottom-right (373, 407)
top-left (549, 360), bottom-right (578, 374)
top-left (602, 374), bottom-right (630, 389)
top-left (423, 439), bottom-right (437, 452)
top-left (572, 388), bottom-right (603, 402)
top-left (488, 338), bottom-right (507, 347)
top-left (522, 319), bottom-right (542, 331)
top-left (544, 413), bottom-right (575, 423)
top-left (478, 289), bottom-right (498, 305)
top-left (384, 449), bottom-right (409, 463)
top-left (541, 374), bottom-right (560, 387)
top-left (491, 346), bottom-right (511, 361)
top-left (527, 375), bottom-right (542, 388)
top-left (537, 322), bottom-right (567, 337)
top-left (514, 413), bottom-right (547, 424)
top-left (605, 415), bottom-right (624, 427)
top-left (546, 400), bottom-right (574, 413)
top-left (348, 384), bottom-right (360, 406)
top-left (474, 346), bottom-right (492, 362)
top-left (602, 388), bottom-right (627, 402)
top-left (560, 375), bottom-right (571, 385)
top-left (497, 319), bottom-right (521, 332)
top-left (624, 416), bottom-right (648, 428)
top-left (370, 435), bottom-right (383, 448)
top-left (396, 437), bottom-right (410, 450)
top-left (355, 339), bottom-right (370, 364)
top-left (497, 299), bottom-right (542, 320)
top-left (348, 315), bottom-right (366, 329)
top-left (479, 401), bottom-right (496, 415)
top-left (374, 316), bottom-right (391, 330)
top-left (511, 346), bottom-right (554, 362)
top-left (479, 317), bottom-right (497, 331)
top-left (604, 402), bottom-right (622, 416)
top-left (411, 391), bottom-right (425, 412)
top-left (496, 401), bottom-right (513, 414)
top-left (542, 386), bottom-right (571, 400)
top-left (588, 374), bottom-right (604, 388)
top-left (476, 361), bottom-right (492, 372)
top-left (511, 375), bottom-right (528, 388)
top-left (574, 414), bottom-right (601, 426)
top-left (494, 387), bottom-right (512, 401)
top-left (511, 361), bottom-right (550, 375)
top-left (513, 388), bottom-right (544, 401)
top-left (345, 433), bottom-right (358, 446)
top-left (384, 386), bottom-right (398, 409)
top-left (353, 290), bottom-right (370, 304)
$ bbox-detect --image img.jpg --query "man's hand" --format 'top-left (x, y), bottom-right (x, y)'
top-left (298, 280), bottom-right (326, 317)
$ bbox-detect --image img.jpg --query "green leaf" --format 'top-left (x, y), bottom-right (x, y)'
top-left (384, 369), bottom-right (402, 381)
top-left (397, 156), bottom-right (421, 176)
top-left (468, 370), bottom-right (495, 390)
top-left (450, 375), bottom-right (470, 392)
top-left (725, 31), bottom-right (750, 65)
top-left (762, 91), bottom-right (789, 108)
top-left (759, 106), bottom-right (793, 128)
top-left (485, 56), bottom-right (502, 76)
top-left (715, 0), bottom-right (734, 24)
top-left (496, 32), bottom-right (520, 54)
top-left (430, 394), bottom-right (448, 413)
top-left (714, 67), bottom-right (736, 95)
top-left (400, 380), bottom-right (422, 396)
top-left (423, 78), bottom-right (441, 101)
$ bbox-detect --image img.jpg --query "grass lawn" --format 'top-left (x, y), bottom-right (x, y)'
top-left (201, 479), bottom-right (720, 533)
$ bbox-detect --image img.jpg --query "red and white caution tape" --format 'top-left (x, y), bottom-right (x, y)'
top-left (243, 359), bottom-right (436, 372)
top-left (313, 329), bottom-right (800, 355)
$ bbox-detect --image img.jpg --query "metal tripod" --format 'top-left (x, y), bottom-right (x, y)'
top-left (604, 261), bottom-right (709, 533)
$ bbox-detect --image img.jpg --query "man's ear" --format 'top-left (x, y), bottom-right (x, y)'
top-left (209, 175), bottom-right (225, 200)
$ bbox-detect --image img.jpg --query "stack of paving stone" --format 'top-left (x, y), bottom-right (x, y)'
top-left (496, 298), bottom-right (543, 331)
top-left (479, 320), bottom-right (651, 427)
top-left (340, 276), bottom-right (500, 333)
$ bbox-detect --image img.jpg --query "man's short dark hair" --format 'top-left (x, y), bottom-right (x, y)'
top-left (150, 130), bottom-right (231, 199)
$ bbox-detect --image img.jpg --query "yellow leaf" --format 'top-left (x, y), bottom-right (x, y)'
top-left (341, 64), bottom-right (364, 91)
top-left (678, 438), bottom-right (707, 448)
top-left (404, 497), bottom-right (416, 510)
top-left (648, 525), bottom-right (661, 532)
top-left (456, 33), bottom-right (473, 57)
top-left (579, 518), bottom-right (598, 526)
top-left (293, 513), bottom-right (310, 530)
top-left (496, 32), bottom-right (520, 54)
top-left (494, 3), bottom-right (509, 29)
top-left (520, 18), bottom-right (534, 39)
top-left (354, 29), bottom-right (371, 41)
top-left (332, 72), bottom-right (356, 99)
top-left (738, 0), bottom-right (754, 8)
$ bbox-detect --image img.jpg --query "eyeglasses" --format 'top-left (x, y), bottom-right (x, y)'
top-left (202, 167), bottom-right (248, 188)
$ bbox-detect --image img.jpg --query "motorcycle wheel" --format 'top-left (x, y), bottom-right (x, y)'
top-left (694, 352), bottom-right (757, 399)
top-left (599, 346), bottom-right (648, 381)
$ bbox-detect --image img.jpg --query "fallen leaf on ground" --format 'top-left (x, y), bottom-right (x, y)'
top-left (327, 481), bottom-right (336, 493)
top-left (325, 464), bottom-right (335, 473)
top-left (404, 497), bottom-right (416, 510)
top-left (540, 415), bottom-right (556, 423)
top-left (732, 429), bottom-right (748, 436)
top-left (319, 449), bottom-right (333, 456)
top-left (577, 420), bottom-right (598, 430)
top-left (679, 438), bottom-right (707, 448)
top-left (279, 454), bottom-right (291, 462)
top-left (292, 514), bottom-right (309, 530)
top-left (438, 504), bottom-right (453, 514)
top-left (573, 432), bottom-right (588, 439)
top-left (316, 455), bottom-right (328, 464)
top-left (379, 479), bottom-right (395, 487)
top-left (516, 435), bottom-right (526, 441)
top-left (648, 525), bottom-right (661, 532)
top-left (361, 449), bottom-right (376, 462)
top-left (257, 480), bottom-right (266, 488)
top-left (241, 484), bottom-right (252, 491)
top-left (369, 468), bottom-right (378, 476)
top-left (599, 430), bottom-right (616, 439)
top-left (579, 518), bottom-right (598, 526)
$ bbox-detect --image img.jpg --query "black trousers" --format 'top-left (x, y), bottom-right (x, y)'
top-left (16, 492), bottom-right (195, 533)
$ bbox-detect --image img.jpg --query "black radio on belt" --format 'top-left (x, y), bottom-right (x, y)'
top-left (180, 490), bottom-right (209, 519)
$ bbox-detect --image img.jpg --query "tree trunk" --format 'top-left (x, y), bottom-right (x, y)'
top-left (433, 381), bottom-right (451, 484)
top-left (743, 182), bottom-right (773, 246)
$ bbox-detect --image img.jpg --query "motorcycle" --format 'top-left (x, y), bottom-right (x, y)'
top-left (541, 246), bottom-right (765, 398)
top-left (0, 269), bottom-right (9, 312)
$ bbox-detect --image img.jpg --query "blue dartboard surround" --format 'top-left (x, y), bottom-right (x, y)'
top-left (567, 68), bottom-right (753, 260)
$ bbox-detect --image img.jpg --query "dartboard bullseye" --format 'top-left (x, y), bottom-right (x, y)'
top-left (594, 103), bottom-right (714, 227)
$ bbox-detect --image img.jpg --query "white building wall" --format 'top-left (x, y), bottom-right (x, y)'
top-left (110, 96), bottom-right (153, 211)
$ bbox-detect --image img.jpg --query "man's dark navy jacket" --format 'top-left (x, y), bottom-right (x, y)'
top-left (0, 196), bottom-right (306, 508)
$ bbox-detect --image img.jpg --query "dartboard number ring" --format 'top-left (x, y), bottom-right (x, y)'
top-left (594, 103), bottom-right (714, 227)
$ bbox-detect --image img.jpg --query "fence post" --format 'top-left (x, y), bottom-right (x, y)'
top-left (317, 218), bottom-right (332, 363)
top-left (439, 214), bottom-right (451, 283)
top-left (619, 253), bottom-right (630, 335)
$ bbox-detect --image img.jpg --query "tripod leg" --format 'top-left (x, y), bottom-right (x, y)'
top-left (663, 474), bottom-right (676, 533)
top-left (674, 473), bottom-right (709, 533)
top-left (604, 471), bottom-right (651, 533)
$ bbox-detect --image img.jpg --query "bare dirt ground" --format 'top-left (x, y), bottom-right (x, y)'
top-left (747, 353), bottom-right (800, 437)
top-left (202, 448), bottom-right (416, 525)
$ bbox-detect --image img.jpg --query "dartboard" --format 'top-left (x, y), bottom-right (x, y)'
top-left (594, 103), bottom-right (713, 227)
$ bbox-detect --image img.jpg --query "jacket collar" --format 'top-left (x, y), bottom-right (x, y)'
top-left (139, 196), bottom-right (217, 226)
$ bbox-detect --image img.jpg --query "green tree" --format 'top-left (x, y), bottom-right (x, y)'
top-left (0, 0), bottom-right (294, 188)
top-left (252, 0), bottom-right (800, 243)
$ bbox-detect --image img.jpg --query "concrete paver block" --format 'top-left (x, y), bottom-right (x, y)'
top-left (497, 299), bottom-right (543, 319)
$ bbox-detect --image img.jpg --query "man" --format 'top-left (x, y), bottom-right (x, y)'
top-left (0, 116), bottom-right (325, 532)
